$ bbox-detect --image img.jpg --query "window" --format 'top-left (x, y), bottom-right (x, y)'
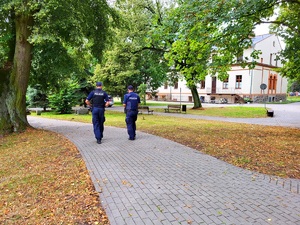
top-left (223, 78), bottom-right (229, 89)
top-left (200, 80), bottom-right (205, 89)
top-left (270, 53), bottom-right (273, 65)
top-left (164, 82), bottom-right (168, 89)
top-left (235, 75), bottom-right (242, 89)
top-left (174, 80), bottom-right (178, 89)
top-left (273, 41), bottom-right (275, 47)
top-left (268, 74), bottom-right (277, 92)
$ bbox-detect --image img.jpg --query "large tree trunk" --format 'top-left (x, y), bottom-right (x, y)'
top-left (0, 14), bottom-right (33, 135)
top-left (190, 84), bottom-right (202, 109)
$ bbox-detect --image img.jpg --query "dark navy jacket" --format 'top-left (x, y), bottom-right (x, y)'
top-left (86, 89), bottom-right (109, 108)
top-left (123, 92), bottom-right (140, 110)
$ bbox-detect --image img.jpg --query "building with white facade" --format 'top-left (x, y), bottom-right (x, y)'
top-left (155, 34), bottom-right (288, 104)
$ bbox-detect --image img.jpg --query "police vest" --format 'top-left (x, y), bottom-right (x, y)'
top-left (125, 93), bottom-right (139, 110)
top-left (92, 89), bottom-right (105, 108)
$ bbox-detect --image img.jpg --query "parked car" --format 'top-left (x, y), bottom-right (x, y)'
top-left (289, 92), bottom-right (295, 96)
top-left (107, 95), bottom-right (114, 107)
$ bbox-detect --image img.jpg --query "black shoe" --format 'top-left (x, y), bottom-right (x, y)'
top-left (128, 138), bottom-right (134, 141)
top-left (97, 139), bottom-right (101, 144)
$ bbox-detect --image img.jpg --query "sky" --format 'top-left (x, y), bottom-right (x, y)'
top-left (255, 23), bottom-right (286, 49)
top-left (254, 23), bottom-right (271, 36)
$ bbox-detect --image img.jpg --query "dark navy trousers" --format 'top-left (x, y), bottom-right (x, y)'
top-left (92, 107), bottom-right (105, 140)
top-left (125, 110), bottom-right (138, 139)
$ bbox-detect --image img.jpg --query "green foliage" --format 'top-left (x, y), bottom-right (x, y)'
top-left (26, 84), bottom-right (49, 109)
top-left (270, 1), bottom-right (300, 80)
top-left (243, 97), bottom-right (253, 103)
top-left (48, 82), bottom-right (83, 114)
top-left (288, 79), bottom-right (300, 92)
top-left (137, 83), bottom-right (147, 105)
top-left (94, 0), bottom-right (170, 97)
top-left (168, 0), bottom-right (300, 81)
top-left (1, 1), bottom-right (119, 89)
top-left (0, 0), bottom-right (120, 133)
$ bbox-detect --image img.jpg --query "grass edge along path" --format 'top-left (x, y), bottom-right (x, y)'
top-left (0, 128), bottom-right (109, 225)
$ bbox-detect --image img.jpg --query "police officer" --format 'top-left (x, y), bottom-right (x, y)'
top-left (85, 82), bottom-right (109, 144)
top-left (123, 85), bottom-right (141, 140)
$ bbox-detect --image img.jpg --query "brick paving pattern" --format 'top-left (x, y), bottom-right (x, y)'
top-left (29, 115), bottom-right (300, 225)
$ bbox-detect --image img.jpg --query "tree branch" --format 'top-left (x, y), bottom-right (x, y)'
top-left (132, 46), bottom-right (168, 54)
top-left (259, 20), bottom-right (300, 35)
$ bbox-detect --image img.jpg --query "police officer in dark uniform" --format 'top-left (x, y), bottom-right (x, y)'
top-left (85, 82), bottom-right (109, 144)
top-left (123, 85), bottom-right (141, 140)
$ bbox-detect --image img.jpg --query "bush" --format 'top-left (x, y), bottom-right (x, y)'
top-left (49, 84), bottom-right (84, 114)
top-left (243, 97), bottom-right (253, 103)
top-left (26, 85), bottom-right (49, 110)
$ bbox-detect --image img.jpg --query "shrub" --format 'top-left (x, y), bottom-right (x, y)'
top-left (49, 83), bottom-right (84, 114)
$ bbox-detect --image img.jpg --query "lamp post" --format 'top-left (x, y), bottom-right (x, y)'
top-left (180, 88), bottom-right (182, 108)
top-left (260, 83), bottom-right (267, 109)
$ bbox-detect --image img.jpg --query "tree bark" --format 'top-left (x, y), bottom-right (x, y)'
top-left (190, 84), bottom-right (202, 109)
top-left (0, 14), bottom-right (33, 134)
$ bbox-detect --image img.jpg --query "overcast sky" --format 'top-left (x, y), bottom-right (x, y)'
top-left (255, 23), bottom-right (271, 35)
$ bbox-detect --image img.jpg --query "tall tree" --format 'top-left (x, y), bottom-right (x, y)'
top-left (156, 0), bottom-right (300, 108)
top-left (0, 0), bottom-right (117, 134)
top-left (171, 0), bottom-right (300, 82)
top-left (94, 0), bottom-right (169, 98)
top-left (270, 1), bottom-right (300, 80)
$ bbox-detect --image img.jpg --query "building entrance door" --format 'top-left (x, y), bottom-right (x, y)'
top-left (211, 77), bottom-right (216, 94)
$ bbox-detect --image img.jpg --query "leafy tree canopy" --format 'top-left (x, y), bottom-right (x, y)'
top-left (0, 0), bottom-right (119, 134)
top-left (93, 0), bottom-right (170, 98)
top-left (0, 0), bottom-right (119, 91)
top-left (170, 0), bottom-right (300, 80)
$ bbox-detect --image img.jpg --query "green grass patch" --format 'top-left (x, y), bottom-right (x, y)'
top-left (152, 106), bottom-right (267, 118)
top-left (287, 96), bottom-right (300, 103)
top-left (188, 106), bottom-right (267, 118)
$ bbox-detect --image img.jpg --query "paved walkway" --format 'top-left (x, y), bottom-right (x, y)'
top-left (28, 103), bottom-right (300, 225)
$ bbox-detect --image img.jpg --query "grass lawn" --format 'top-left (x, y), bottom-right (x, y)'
top-left (154, 106), bottom-right (268, 118)
top-left (1, 106), bottom-right (299, 224)
top-left (0, 128), bottom-right (108, 224)
top-left (287, 95), bottom-right (300, 103)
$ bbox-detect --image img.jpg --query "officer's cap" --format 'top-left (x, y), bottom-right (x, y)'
top-left (96, 82), bottom-right (103, 86)
top-left (127, 85), bottom-right (134, 90)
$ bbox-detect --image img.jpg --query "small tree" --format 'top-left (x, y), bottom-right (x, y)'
top-left (289, 79), bottom-right (300, 92)
top-left (26, 85), bottom-right (49, 111)
top-left (138, 83), bottom-right (147, 105)
top-left (49, 82), bottom-right (83, 114)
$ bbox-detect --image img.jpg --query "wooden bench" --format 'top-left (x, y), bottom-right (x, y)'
top-left (75, 108), bottom-right (89, 115)
top-left (138, 106), bottom-right (154, 115)
top-left (164, 105), bottom-right (181, 113)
